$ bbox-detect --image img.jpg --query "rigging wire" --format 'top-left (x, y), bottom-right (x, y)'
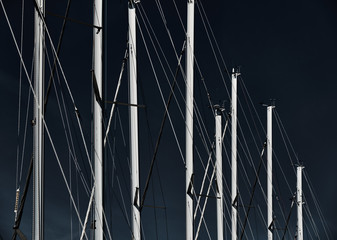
top-left (104, 104), bottom-right (133, 228)
top-left (45, 40), bottom-right (91, 195)
top-left (139, 42), bottom-right (185, 210)
top-left (303, 174), bottom-right (331, 238)
top-left (190, 3), bottom-right (280, 234)
top-left (238, 78), bottom-right (297, 238)
top-left (25, 11), bottom-right (124, 238)
top-left (138, 3), bottom-right (187, 126)
top-left (11, 155), bottom-right (33, 240)
top-left (100, 49), bottom-right (148, 238)
top-left (0, 3), bottom-right (111, 239)
top-left (194, 160), bottom-right (215, 240)
top-left (194, 142), bottom-right (215, 220)
top-left (139, 2), bottom-right (187, 122)
top-left (170, 0), bottom-right (186, 34)
top-left (45, 23), bottom-right (95, 239)
top-left (169, 0), bottom-right (330, 237)
top-left (145, 0), bottom-right (221, 167)
top-left (223, 110), bottom-right (268, 238)
top-left (194, 146), bottom-right (217, 239)
top-left (16, 0), bottom-right (25, 190)
top-left (196, 1), bottom-right (306, 238)
top-left (18, 57), bottom-right (34, 188)
top-left (104, 49), bottom-right (128, 145)
top-left (137, 4), bottom-right (228, 238)
top-left (274, 109), bottom-right (332, 238)
top-left (138, 2), bottom-right (187, 124)
top-left (275, 108), bottom-right (331, 239)
top-left (47, 41), bottom-right (88, 185)
top-left (44, 0), bottom-right (72, 112)
top-left (154, 162), bottom-right (170, 240)
top-left (32, 0), bottom-right (97, 181)
top-left (6, 0), bottom-right (332, 238)
top-left (281, 194), bottom-right (296, 240)
top-left (140, 3), bottom-right (220, 197)
top-left (69, 151), bottom-right (73, 239)
top-left (196, 0), bottom-right (231, 80)
top-left (303, 198), bottom-right (321, 239)
top-left (239, 143), bottom-right (266, 240)
top-left (105, 108), bottom-right (136, 237)
top-left (135, 11), bottom-right (185, 165)
top-left (194, 0), bottom-right (230, 97)
top-left (102, 103), bottom-right (133, 238)
top-left (136, 6), bottom-right (228, 238)
top-left (136, 46), bottom-right (182, 238)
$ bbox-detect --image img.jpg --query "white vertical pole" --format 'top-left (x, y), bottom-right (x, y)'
top-left (186, 0), bottom-right (195, 239)
top-left (231, 68), bottom-right (238, 240)
top-left (215, 107), bottom-right (223, 240)
top-left (297, 166), bottom-right (304, 240)
top-left (128, 2), bottom-right (140, 239)
top-left (33, 0), bottom-right (44, 239)
top-left (93, 0), bottom-right (103, 238)
top-left (267, 105), bottom-right (274, 240)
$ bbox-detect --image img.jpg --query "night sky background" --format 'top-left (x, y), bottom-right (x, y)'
top-left (0, 0), bottom-right (337, 239)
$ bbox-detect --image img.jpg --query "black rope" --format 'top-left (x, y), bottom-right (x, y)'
top-left (281, 195), bottom-right (296, 240)
top-left (44, 0), bottom-right (72, 113)
top-left (46, 11), bottom-right (102, 30)
top-left (239, 141), bottom-right (266, 240)
top-left (140, 44), bottom-right (185, 210)
top-left (239, 76), bottom-right (264, 147)
top-left (12, 155), bottom-right (33, 240)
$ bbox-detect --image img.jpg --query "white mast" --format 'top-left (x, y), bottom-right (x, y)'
top-left (93, 0), bottom-right (103, 238)
top-left (215, 106), bottom-right (223, 240)
top-left (128, 1), bottom-right (140, 239)
top-left (267, 104), bottom-right (274, 240)
top-left (231, 68), bottom-right (239, 240)
top-left (186, 0), bottom-right (195, 239)
top-left (33, 0), bottom-right (44, 239)
top-left (297, 165), bottom-right (304, 240)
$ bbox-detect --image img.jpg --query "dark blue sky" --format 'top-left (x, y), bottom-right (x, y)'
top-left (0, 0), bottom-right (336, 239)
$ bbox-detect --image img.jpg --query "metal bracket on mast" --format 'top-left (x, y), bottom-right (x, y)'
top-left (129, 0), bottom-right (140, 8)
top-left (91, 69), bottom-right (103, 109)
top-left (232, 194), bottom-right (239, 210)
top-left (268, 220), bottom-right (275, 232)
top-left (187, 174), bottom-right (194, 197)
top-left (133, 187), bottom-right (140, 209)
top-left (232, 66), bottom-right (241, 77)
top-left (196, 193), bottom-right (220, 199)
top-left (215, 176), bottom-right (219, 193)
top-left (214, 104), bottom-right (225, 115)
top-left (45, 11), bottom-right (102, 32)
top-left (105, 101), bottom-right (145, 108)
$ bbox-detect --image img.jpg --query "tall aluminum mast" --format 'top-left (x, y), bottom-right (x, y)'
top-left (215, 105), bottom-right (224, 240)
top-left (231, 68), bottom-right (239, 240)
top-left (267, 104), bottom-right (274, 240)
top-left (185, 0), bottom-right (195, 239)
top-left (93, 0), bottom-right (103, 238)
top-left (297, 166), bottom-right (304, 240)
top-left (128, 1), bottom-right (140, 239)
top-left (33, 0), bottom-right (45, 239)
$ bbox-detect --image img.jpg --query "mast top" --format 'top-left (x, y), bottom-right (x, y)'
top-left (214, 104), bottom-right (225, 116)
top-left (232, 66), bottom-right (241, 75)
top-left (295, 164), bottom-right (305, 168)
top-left (261, 99), bottom-right (276, 108)
top-left (129, 0), bottom-right (140, 8)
